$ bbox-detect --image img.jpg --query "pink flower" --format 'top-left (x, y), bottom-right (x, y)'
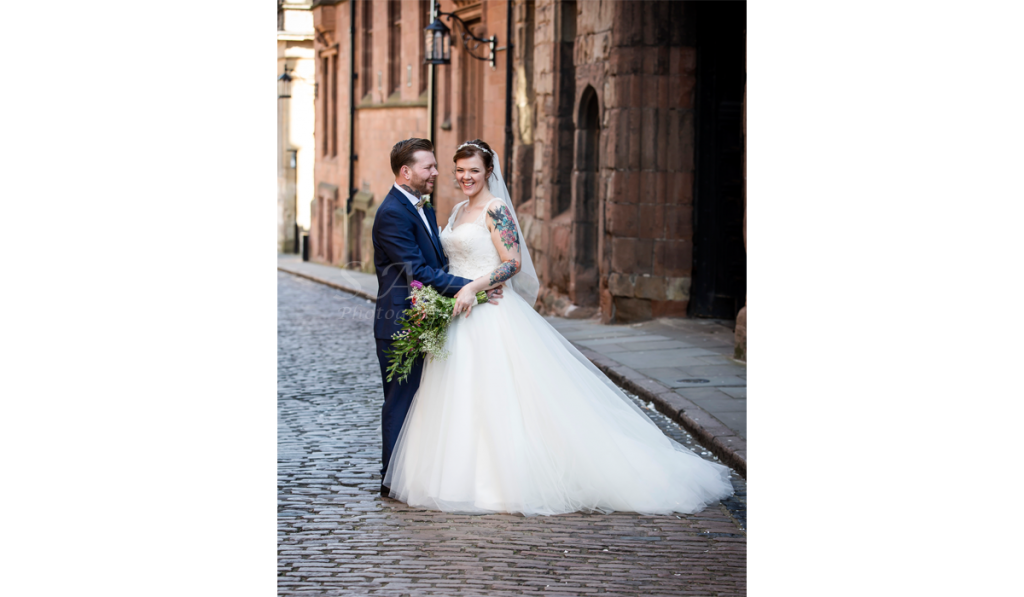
top-left (410, 280), bottom-right (424, 290)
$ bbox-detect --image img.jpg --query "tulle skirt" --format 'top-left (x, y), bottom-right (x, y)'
top-left (383, 290), bottom-right (735, 516)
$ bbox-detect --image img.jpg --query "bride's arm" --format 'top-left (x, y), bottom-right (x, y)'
top-left (451, 202), bottom-right (522, 317)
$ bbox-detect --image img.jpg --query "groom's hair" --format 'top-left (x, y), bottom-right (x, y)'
top-left (391, 138), bottom-right (434, 176)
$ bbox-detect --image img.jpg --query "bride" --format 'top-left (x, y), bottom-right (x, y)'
top-left (383, 139), bottom-right (734, 516)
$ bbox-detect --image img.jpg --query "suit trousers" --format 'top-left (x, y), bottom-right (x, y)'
top-left (376, 338), bottom-right (425, 479)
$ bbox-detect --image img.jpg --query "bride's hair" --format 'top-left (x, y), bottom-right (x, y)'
top-left (453, 139), bottom-right (495, 181)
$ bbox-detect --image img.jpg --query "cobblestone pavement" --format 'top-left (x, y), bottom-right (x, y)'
top-left (279, 272), bottom-right (747, 596)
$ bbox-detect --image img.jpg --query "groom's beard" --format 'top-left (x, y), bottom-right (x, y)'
top-left (401, 174), bottom-right (435, 199)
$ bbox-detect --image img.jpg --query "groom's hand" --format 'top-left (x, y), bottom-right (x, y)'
top-left (485, 285), bottom-right (504, 305)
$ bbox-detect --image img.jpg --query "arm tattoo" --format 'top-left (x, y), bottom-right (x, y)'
top-left (399, 184), bottom-right (423, 199)
top-left (489, 259), bottom-right (520, 285)
top-left (488, 205), bottom-right (520, 252)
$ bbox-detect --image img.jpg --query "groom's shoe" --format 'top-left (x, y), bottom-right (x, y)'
top-left (380, 484), bottom-right (392, 498)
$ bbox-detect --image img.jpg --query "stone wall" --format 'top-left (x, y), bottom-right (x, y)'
top-left (522, 0), bottom-right (698, 322)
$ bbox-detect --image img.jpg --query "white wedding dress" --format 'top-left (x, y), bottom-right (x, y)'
top-left (383, 199), bottom-right (735, 516)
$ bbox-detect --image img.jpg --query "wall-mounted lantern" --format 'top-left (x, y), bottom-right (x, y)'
top-left (424, 12), bottom-right (496, 70)
top-left (278, 64), bottom-right (293, 99)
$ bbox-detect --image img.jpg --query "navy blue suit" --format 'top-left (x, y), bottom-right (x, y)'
top-left (371, 185), bottom-right (472, 479)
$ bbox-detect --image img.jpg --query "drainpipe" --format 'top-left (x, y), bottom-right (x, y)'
top-left (503, 0), bottom-right (514, 191)
top-left (427, 0), bottom-right (437, 146)
top-left (347, 0), bottom-right (357, 214)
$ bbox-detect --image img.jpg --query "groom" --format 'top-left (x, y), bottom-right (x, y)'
top-left (371, 138), bottom-right (502, 498)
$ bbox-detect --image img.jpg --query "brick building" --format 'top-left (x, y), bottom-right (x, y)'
top-left (309, 0), bottom-right (746, 329)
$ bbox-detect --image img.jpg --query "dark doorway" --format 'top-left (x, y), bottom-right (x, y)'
top-left (691, 1), bottom-right (746, 319)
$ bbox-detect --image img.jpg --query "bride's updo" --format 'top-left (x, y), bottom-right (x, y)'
top-left (453, 139), bottom-right (495, 180)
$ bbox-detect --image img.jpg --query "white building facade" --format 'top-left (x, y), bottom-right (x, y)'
top-left (278, 0), bottom-right (316, 253)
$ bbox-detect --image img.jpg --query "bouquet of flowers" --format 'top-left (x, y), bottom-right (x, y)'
top-left (384, 280), bottom-right (488, 383)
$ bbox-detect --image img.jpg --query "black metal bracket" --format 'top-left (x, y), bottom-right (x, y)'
top-left (437, 11), bottom-right (497, 69)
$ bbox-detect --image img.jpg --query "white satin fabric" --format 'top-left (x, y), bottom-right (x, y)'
top-left (382, 203), bottom-right (735, 516)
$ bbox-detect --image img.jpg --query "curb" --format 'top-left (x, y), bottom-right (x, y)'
top-left (277, 266), bottom-right (377, 302)
top-left (278, 265), bottom-right (747, 479)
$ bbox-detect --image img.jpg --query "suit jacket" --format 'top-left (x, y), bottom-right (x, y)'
top-left (371, 185), bottom-right (472, 340)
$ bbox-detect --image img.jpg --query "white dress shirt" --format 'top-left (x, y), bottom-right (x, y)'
top-left (393, 183), bottom-right (433, 237)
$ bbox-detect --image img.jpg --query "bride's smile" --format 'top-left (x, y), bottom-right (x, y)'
top-left (454, 156), bottom-right (488, 199)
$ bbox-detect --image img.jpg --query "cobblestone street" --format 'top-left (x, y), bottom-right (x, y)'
top-left (278, 272), bottom-right (747, 596)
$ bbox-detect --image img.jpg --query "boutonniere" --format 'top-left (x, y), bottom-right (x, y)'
top-left (421, 196), bottom-right (433, 210)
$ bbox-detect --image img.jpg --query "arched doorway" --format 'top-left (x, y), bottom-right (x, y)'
top-left (570, 86), bottom-right (600, 307)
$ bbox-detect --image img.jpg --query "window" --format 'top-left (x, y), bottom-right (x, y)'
top-left (388, 0), bottom-right (402, 96)
top-left (419, 0), bottom-right (429, 95)
top-left (330, 55), bottom-right (338, 156)
top-left (362, 0), bottom-right (373, 98)
top-left (321, 56), bottom-right (329, 156)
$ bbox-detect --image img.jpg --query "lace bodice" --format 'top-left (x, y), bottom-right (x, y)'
top-left (440, 200), bottom-right (503, 280)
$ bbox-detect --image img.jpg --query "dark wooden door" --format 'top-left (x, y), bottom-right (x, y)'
top-left (691, 1), bottom-right (746, 319)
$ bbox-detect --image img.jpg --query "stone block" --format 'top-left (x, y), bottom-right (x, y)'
top-left (669, 171), bottom-right (694, 205)
top-left (614, 110), bottom-right (631, 169)
top-left (734, 305), bottom-right (747, 361)
top-left (651, 299), bottom-right (689, 318)
top-left (654, 170), bottom-right (668, 204)
top-left (665, 276), bottom-right (692, 301)
top-left (604, 76), bottom-right (619, 109)
top-left (666, 203), bottom-right (693, 239)
top-left (655, 74), bottom-right (671, 111)
top-left (629, 73), bottom-right (644, 107)
top-left (638, 74), bottom-right (655, 109)
top-left (607, 272), bottom-right (635, 297)
top-left (678, 74), bottom-right (696, 109)
top-left (639, 171), bottom-right (658, 203)
top-left (578, 2), bottom-right (598, 34)
top-left (600, 288), bottom-right (614, 324)
top-left (655, 109), bottom-right (669, 172)
top-left (664, 240), bottom-right (692, 277)
top-left (594, 31), bottom-right (611, 63)
top-left (533, 139), bottom-right (547, 172)
top-left (642, 5), bottom-right (658, 46)
top-left (534, 70), bottom-right (554, 96)
top-left (680, 47), bottom-right (697, 75)
top-left (614, 74), bottom-right (632, 109)
top-left (627, 109), bottom-right (642, 170)
top-left (611, 237), bottom-right (637, 272)
top-left (613, 296), bottom-right (652, 323)
top-left (639, 203), bottom-right (665, 239)
top-left (641, 108), bottom-right (657, 166)
top-left (606, 201), bottom-right (639, 236)
top-left (634, 275), bottom-right (667, 300)
top-left (653, 240), bottom-right (667, 276)
top-left (609, 46), bottom-right (637, 76)
top-left (635, 238), bottom-right (654, 274)
top-left (534, 41), bottom-right (553, 72)
top-left (679, 110), bottom-right (695, 171)
top-left (666, 110), bottom-right (681, 171)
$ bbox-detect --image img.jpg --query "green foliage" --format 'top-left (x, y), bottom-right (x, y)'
top-left (384, 285), bottom-right (487, 384)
